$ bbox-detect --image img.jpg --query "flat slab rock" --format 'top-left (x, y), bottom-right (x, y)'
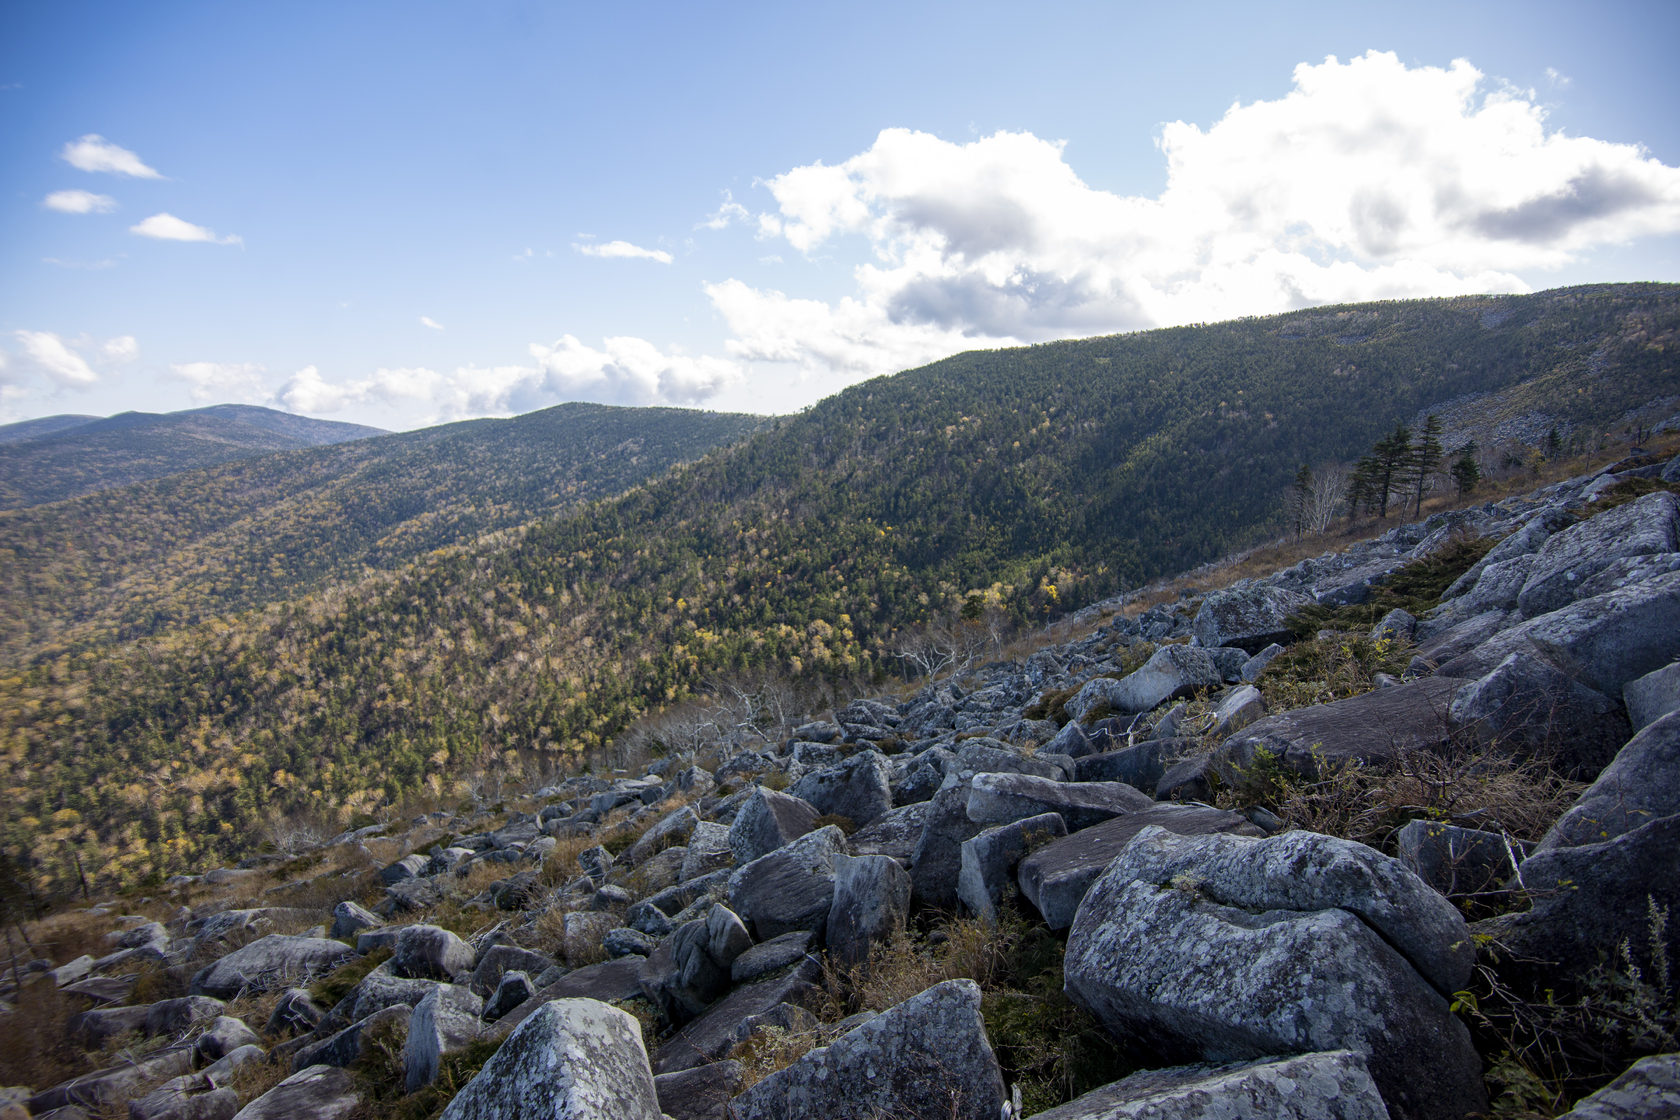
top-left (1028, 1049), bottom-right (1391, 1120)
top-left (653, 957), bottom-right (823, 1074)
top-left (727, 979), bottom-right (1005, 1120)
top-left (1218, 676), bottom-right (1467, 779)
top-left (231, 1064), bottom-right (360, 1120)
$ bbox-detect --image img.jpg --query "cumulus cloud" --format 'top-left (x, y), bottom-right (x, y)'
top-left (420, 316), bottom-right (444, 330)
top-left (8, 330), bottom-right (138, 388)
top-left (60, 134), bottom-right (162, 178)
top-left (169, 361), bottom-right (265, 403)
top-left (715, 51), bottom-right (1680, 385)
top-left (276, 365), bottom-right (443, 415)
top-left (43, 189), bottom-right (117, 214)
top-left (131, 213), bottom-right (242, 246)
top-left (575, 240), bottom-right (674, 263)
top-left (699, 191), bottom-right (752, 231)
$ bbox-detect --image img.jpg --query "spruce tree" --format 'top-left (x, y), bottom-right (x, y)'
top-left (1408, 415), bottom-right (1444, 516)
top-left (1451, 442), bottom-right (1481, 496)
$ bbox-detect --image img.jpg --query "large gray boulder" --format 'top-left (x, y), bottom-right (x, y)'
top-left (190, 936), bottom-right (353, 999)
top-left (652, 957), bottom-right (823, 1074)
top-left (1065, 827), bottom-right (1483, 1120)
top-left (788, 750), bottom-right (894, 828)
top-left (679, 821), bottom-right (735, 881)
top-left (1218, 676), bottom-right (1467, 780)
top-left (230, 1065), bottom-right (360, 1120)
top-left (728, 787), bottom-right (821, 864)
top-left (291, 1004), bottom-right (411, 1072)
top-left (1442, 507), bottom-right (1572, 600)
top-left (1556, 1052), bottom-right (1680, 1119)
top-left (957, 813), bottom-right (1067, 926)
top-left (1028, 1050), bottom-right (1391, 1120)
top-left (1395, 821), bottom-right (1519, 898)
top-left (966, 772), bottom-right (1153, 831)
top-left (391, 924), bottom-right (475, 982)
top-left (655, 1061), bottom-right (744, 1120)
top-left (1448, 651), bottom-right (1629, 777)
top-left (626, 806), bottom-right (698, 866)
top-left (1066, 646), bottom-right (1225, 721)
top-left (1625, 661), bottom-right (1680, 733)
top-left (28, 1047), bottom-right (194, 1114)
top-left (1071, 737), bottom-right (1198, 793)
top-left (726, 825), bottom-right (846, 941)
top-left (638, 908), bottom-right (752, 1024)
top-left (826, 853), bottom-right (911, 967)
top-left (848, 801), bottom-right (930, 864)
top-left (403, 984), bottom-right (484, 1092)
top-left (727, 979), bottom-right (1006, 1120)
top-left (439, 999), bottom-right (662, 1120)
top-left (1439, 569), bottom-right (1680, 699)
top-left (1516, 491), bottom-right (1679, 617)
top-left (1018, 806), bottom-right (1263, 930)
top-left (1192, 586), bottom-right (1313, 653)
top-left (329, 901), bottom-right (381, 941)
top-left (910, 781), bottom-right (987, 911)
top-left (1535, 710), bottom-right (1680, 852)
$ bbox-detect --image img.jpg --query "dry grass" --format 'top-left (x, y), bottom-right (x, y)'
top-left (0, 977), bottom-right (86, 1092)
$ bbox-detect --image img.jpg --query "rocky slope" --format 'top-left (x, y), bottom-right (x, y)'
top-left (4, 455), bottom-right (1680, 1120)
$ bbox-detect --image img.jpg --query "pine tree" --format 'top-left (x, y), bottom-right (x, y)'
top-left (1451, 442), bottom-right (1481, 496)
top-left (1408, 415), bottom-right (1444, 516)
top-left (1370, 422), bottom-right (1411, 518)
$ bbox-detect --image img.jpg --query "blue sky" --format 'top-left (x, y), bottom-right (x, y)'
top-left (3, 0), bottom-right (1678, 430)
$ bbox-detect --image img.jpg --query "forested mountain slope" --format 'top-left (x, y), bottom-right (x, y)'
top-left (0, 404), bottom-right (388, 509)
top-left (0, 403), bottom-right (767, 663)
top-left (2, 283), bottom-right (1675, 890)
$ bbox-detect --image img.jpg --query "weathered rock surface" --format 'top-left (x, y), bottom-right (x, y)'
top-left (1556, 1052), bottom-right (1680, 1119)
top-left (1449, 651), bottom-right (1629, 777)
top-left (438, 998), bottom-right (661, 1120)
top-left (1028, 1049), bottom-right (1392, 1120)
top-left (788, 750), bottom-right (894, 827)
top-left (1192, 586), bottom-right (1314, 653)
top-left (727, 825), bottom-right (846, 941)
top-left (1395, 820), bottom-right (1519, 898)
top-left (230, 1064), bottom-right (360, 1120)
top-left (190, 936), bottom-right (353, 999)
top-left (391, 924), bottom-right (475, 982)
top-left (727, 979), bottom-right (1006, 1120)
top-left (728, 787), bottom-right (821, 864)
top-left (1625, 661), bottom-right (1680, 733)
top-left (957, 812), bottom-right (1067, 925)
top-left (826, 852), bottom-right (911, 966)
top-left (652, 958), bottom-right (823, 1074)
top-left (1066, 645), bottom-right (1225, 721)
top-left (1516, 491), bottom-right (1679, 617)
top-left (966, 772), bottom-right (1153, 831)
top-left (1219, 676), bottom-right (1467, 780)
top-left (403, 984), bottom-right (484, 1092)
top-left (910, 781), bottom-right (986, 910)
top-left (1536, 710), bottom-right (1680, 852)
top-left (655, 1060), bottom-right (744, 1120)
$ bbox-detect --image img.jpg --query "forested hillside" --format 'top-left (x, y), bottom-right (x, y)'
top-left (2, 283), bottom-right (1675, 892)
top-left (0, 403), bottom-right (767, 663)
top-left (0, 404), bottom-right (386, 509)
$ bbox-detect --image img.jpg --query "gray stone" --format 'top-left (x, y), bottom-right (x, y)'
top-left (1072, 738), bottom-right (1197, 793)
top-left (1219, 676), bottom-right (1467, 780)
top-left (638, 918), bottom-right (736, 1025)
top-left (1518, 491), bottom-right (1680, 617)
top-left (1535, 710), bottom-right (1680, 852)
top-left (1192, 586), bottom-right (1314, 653)
top-left (391, 924), bottom-right (475, 982)
top-left (328, 901), bottom-right (380, 941)
top-left (1065, 827), bottom-right (1483, 1120)
top-left (578, 844), bottom-right (613, 884)
top-left (967, 772), bottom-right (1154, 831)
top-left (728, 979), bottom-right (1005, 1120)
top-left (318, 964), bottom-right (439, 1032)
top-left (1313, 556), bottom-right (1411, 607)
top-left (1028, 1050), bottom-right (1391, 1120)
top-left (484, 970), bottom-right (534, 1022)
top-left (848, 801), bottom-right (929, 864)
top-left (1449, 651), bottom-right (1629, 777)
top-left (194, 1016), bottom-right (259, 1062)
top-left (1044, 720), bottom-right (1096, 759)
top-left (826, 853), bottom-right (912, 966)
top-left (1440, 569), bottom-right (1680, 698)
top-left (652, 957), bottom-right (823, 1074)
top-left (603, 927), bottom-right (656, 958)
top-left (680, 821), bottom-right (734, 881)
top-left (380, 853), bottom-right (429, 885)
top-left (1450, 554), bottom-right (1537, 617)
top-left (728, 787), bottom-right (821, 864)
top-left (469, 944), bottom-right (557, 998)
top-left (727, 825), bottom-right (846, 941)
top-left (1625, 661), bottom-right (1680, 733)
top-left (1395, 820), bottom-right (1520, 898)
top-left (957, 813), bottom-right (1066, 925)
top-left (788, 750), bottom-right (894, 827)
top-left (439, 998), bottom-right (662, 1119)
top-left (49, 954), bottom-right (95, 987)
top-left (1018, 806), bottom-right (1262, 930)
top-left (1067, 646), bottom-right (1225, 721)
top-left (291, 1004), bottom-right (411, 1072)
top-left (730, 931), bottom-right (815, 984)
top-left (1557, 1052), bottom-right (1680, 1120)
top-left (230, 1065), bottom-right (360, 1120)
top-left (190, 935), bottom-right (353, 999)
top-left (265, 988), bottom-right (325, 1037)
top-left (494, 958), bottom-right (647, 1034)
top-left (29, 1048), bottom-right (195, 1115)
top-left (126, 1072), bottom-right (240, 1120)
top-left (627, 806), bottom-right (698, 866)
top-left (654, 1060), bottom-right (743, 1120)
top-left (1240, 643), bottom-right (1286, 683)
top-left (1371, 609), bottom-right (1417, 643)
top-left (950, 740), bottom-right (1065, 781)
top-left (559, 911), bottom-right (616, 967)
top-left (1208, 684), bottom-right (1266, 738)
top-left (910, 781), bottom-right (986, 911)
top-left (404, 984), bottom-right (484, 1092)
top-left (1442, 507), bottom-right (1572, 600)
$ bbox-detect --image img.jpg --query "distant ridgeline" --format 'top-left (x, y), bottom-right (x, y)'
top-left (2, 282), bottom-right (1675, 891)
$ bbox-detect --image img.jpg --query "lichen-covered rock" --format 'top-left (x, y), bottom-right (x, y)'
top-left (966, 772), bottom-right (1153, 831)
top-left (404, 984), bottom-right (484, 1092)
top-left (1066, 646), bottom-right (1225, 721)
top-left (788, 750), bottom-right (894, 828)
top-left (655, 1060), bottom-right (744, 1120)
top-left (1625, 661), bottom-right (1680, 733)
top-left (727, 825), bottom-right (846, 941)
top-left (957, 813), bottom-right (1066, 926)
top-left (653, 958), bottom-right (823, 1074)
top-left (484, 970), bottom-right (535, 1022)
top-left (194, 1016), bottom-right (259, 1062)
top-left (230, 1064), bottom-right (360, 1120)
top-left (391, 924), bottom-right (475, 982)
top-left (1192, 586), bottom-right (1314, 653)
top-left (910, 780), bottom-right (986, 911)
top-left (1395, 820), bottom-right (1519, 898)
top-left (1064, 827), bottom-right (1485, 1120)
top-left (626, 806), bottom-right (698, 866)
top-left (728, 787), bottom-right (821, 864)
top-left (1556, 1052), bottom-right (1680, 1119)
top-left (638, 909), bottom-right (751, 1025)
top-left (826, 853), bottom-right (911, 966)
top-left (1218, 676), bottom-right (1467, 780)
top-left (1448, 651), bottom-right (1629, 778)
top-left (727, 979), bottom-right (1005, 1120)
top-left (680, 821), bottom-right (734, 881)
top-left (1534, 710), bottom-right (1680, 852)
top-left (440, 999), bottom-right (663, 1120)
top-left (329, 901), bottom-right (381, 941)
top-left (1516, 491), bottom-right (1679, 617)
top-left (1028, 1050), bottom-right (1391, 1120)
top-left (291, 1004), bottom-right (411, 1072)
top-left (190, 936), bottom-right (353, 999)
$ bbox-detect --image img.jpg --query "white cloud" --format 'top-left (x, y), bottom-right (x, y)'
top-left (700, 191), bottom-right (751, 231)
top-left (130, 213), bottom-right (242, 246)
top-left (43, 256), bottom-right (122, 270)
top-left (60, 134), bottom-right (162, 178)
top-left (9, 330), bottom-right (137, 388)
top-left (43, 189), bottom-right (117, 214)
top-left (713, 51), bottom-right (1680, 388)
top-left (276, 365), bottom-right (444, 416)
top-left (575, 240), bottom-right (674, 264)
top-left (169, 361), bottom-right (265, 403)
top-left (525, 335), bottom-right (740, 406)
top-left (420, 316), bottom-right (444, 331)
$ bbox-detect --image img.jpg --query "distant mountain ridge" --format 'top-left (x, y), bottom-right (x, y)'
top-left (0, 403), bottom-right (387, 508)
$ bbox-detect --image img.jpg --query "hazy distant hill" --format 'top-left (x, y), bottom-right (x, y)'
top-left (3, 283), bottom-right (1676, 887)
top-left (0, 402), bottom-right (767, 662)
top-left (0, 404), bottom-right (387, 508)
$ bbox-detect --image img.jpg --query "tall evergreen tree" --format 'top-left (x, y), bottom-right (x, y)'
top-left (1369, 422), bottom-right (1411, 518)
top-left (1408, 415), bottom-right (1444, 516)
top-left (1451, 442), bottom-right (1481, 496)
